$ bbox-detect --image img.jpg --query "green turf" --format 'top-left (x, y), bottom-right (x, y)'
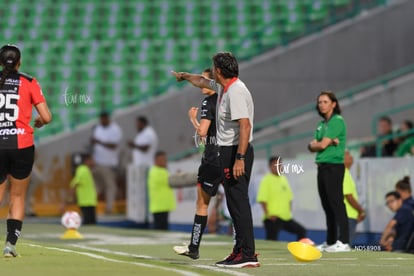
top-left (0, 221), bottom-right (413, 276)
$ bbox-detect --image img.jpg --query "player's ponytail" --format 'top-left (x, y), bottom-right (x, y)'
top-left (0, 44), bottom-right (21, 89)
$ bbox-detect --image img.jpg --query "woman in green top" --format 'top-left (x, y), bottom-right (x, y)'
top-left (308, 91), bottom-right (350, 253)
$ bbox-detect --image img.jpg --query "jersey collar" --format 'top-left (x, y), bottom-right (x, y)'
top-left (223, 77), bottom-right (238, 93)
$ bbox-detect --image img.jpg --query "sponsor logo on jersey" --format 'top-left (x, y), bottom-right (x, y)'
top-left (0, 121), bottom-right (13, 127)
top-left (0, 128), bottom-right (25, 135)
top-left (5, 78), bottom-right (21, 86)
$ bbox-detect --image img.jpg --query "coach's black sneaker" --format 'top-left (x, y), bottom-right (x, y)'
top-left (215, 251), bottom-right (239, 266)
top-left (173, 245), bottom-right (199, 260)
top-left (3, 242), bottom-right (19, 258)
top-left (216, 253), bottom-right (260, 268)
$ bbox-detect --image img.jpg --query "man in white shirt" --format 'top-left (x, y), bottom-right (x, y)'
top-left (128, 116), bottom-right (158, 168)
top-left (127, 116), bottom-right (158, 226)
top-left (91, 111), bottom-right (122, 214)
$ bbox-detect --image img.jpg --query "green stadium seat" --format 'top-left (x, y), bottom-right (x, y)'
top-left (260, 24), bottom-right (283, 48)
top-left (235, 39), bottom-right (258, 60)
top-left (306, 0), bottom-right (330, 22)
top-left (281, 11), bottom-right (306, 36)
top-left (251, 4), bottom-right (277, 29)
top-left (330, 0), bottom-right (352, 7)
top-left (155, 39), bottom-right (181, 65)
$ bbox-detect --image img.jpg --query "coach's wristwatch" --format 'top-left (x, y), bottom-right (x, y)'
top-left (236, 153), bottom-right (245, 160)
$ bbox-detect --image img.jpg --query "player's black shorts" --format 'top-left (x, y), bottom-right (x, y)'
top-left (197, 162), bottom-right (222, 197)
top-left (0, 145), bottom-right (35, 183)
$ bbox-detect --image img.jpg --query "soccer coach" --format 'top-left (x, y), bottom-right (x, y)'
top-left (172, 52), bottom-right (259, 268)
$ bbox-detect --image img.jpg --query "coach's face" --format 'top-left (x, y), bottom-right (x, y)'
top-left (212, 67), bottom-right (220, 82)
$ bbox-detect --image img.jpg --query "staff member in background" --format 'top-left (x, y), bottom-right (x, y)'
top-left (128, 116), bottom-right (158, 168)
top-left (172, 52), bottom-right (259, 268)
top-left (343, 150), bottom-right (365, 245)
top-left (147, 151), bottom-right (176, 230)
top-left (0, 44), bottom-right (52, 257)
top-left (257, 156), bottom-right (307, 242)
top-left (69, 153), bottom-right (98, 225)
top-left (395, 176), bottom-right (414, 210)
top-left (128, 116), bottom-right (158, 227)
top-left (308, 91), bottom-right (350, 253)
top-left (380, 191), bottom-right (414, 252)
top-left (91, 111), bottom-right (122, 214)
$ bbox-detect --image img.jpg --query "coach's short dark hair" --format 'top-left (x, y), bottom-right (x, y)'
top-left (212, 52), bottom-right (239, 79)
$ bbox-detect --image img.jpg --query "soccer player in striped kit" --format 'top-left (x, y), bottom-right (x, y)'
top-left (0, 44), bottom-right (52, 257)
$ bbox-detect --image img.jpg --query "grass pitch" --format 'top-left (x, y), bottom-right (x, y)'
top-left (1, 219), bottom-right (414, 276)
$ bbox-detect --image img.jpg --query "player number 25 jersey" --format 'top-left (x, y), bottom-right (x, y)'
top-left (0, 71), bottom-right (45, 149)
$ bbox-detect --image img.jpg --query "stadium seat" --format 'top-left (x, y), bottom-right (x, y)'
top-left (330, 0), bottom-right (352, 7)
top-left (261, 23), bottom-right (283, 48)
top-left (306, 0), bottom-right (330, 22)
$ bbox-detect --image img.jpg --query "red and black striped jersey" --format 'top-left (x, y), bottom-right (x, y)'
top-left (0, 71), bottom-right (45, 149)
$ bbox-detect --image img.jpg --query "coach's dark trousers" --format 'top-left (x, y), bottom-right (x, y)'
top-left (317, 163), bottom-right (349, 245)
top-left (220, 144), bottom-right (255, 257)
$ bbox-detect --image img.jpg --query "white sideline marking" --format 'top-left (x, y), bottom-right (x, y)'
top-left (71, 244), bottom-right (154, 259)
top-left (367, 264), bottom-right (399, 267)
top-left (267, 263), bottom-right (321, 266)
top-left (26, 243), bottom-right (200, 276)
top-left (320, 258), bottom-right (358, 261)
top-left (68, 244), bottom-right (253, 276)
top-left (379, 257), bottom-right (414, 260)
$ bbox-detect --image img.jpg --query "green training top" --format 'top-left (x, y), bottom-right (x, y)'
top-left (147, 166), bottom-right (176, 213)
top-left (256, 173), bottom-right (293, 221)
top-left (70, 165), bottom-right (97, 207)
top-left (314, 114), bottom-right (347, 164)
top-left (396, 136), bottom-right (414, 157)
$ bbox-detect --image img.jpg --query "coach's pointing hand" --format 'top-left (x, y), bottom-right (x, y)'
top-left (171, 71), bottom-right (185, 82)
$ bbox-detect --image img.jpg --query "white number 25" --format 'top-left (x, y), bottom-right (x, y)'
top-left (0, 93), bottom-right (20, 122)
